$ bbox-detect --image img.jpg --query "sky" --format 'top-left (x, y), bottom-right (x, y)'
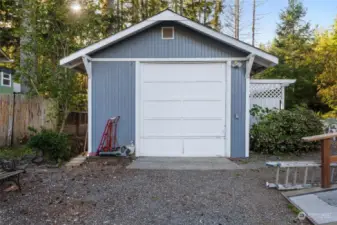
top-left (237, 0), bottom-right (337, 45)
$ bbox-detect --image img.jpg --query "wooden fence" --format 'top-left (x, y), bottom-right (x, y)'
top-left (0, 94), bottom-right (57, 147)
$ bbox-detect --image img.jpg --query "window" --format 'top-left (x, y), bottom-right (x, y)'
top-left (1, 72), bottom-right (11, 87)
top-left (162, 27), bottom-right (174, 39)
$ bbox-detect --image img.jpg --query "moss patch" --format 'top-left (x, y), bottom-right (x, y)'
top-left (0, 146), bottom-right (33, 159)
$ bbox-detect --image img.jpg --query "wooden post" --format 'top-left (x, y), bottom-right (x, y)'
top-left (321, 139), bottom-right (331, 188)
top-left (302, 133), bottom-right (337, 189)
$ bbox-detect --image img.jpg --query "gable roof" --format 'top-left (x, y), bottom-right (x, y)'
top-left (0, 48), bottom-right (12, 63)
top-left (60, 10), bottom-right (278, 70)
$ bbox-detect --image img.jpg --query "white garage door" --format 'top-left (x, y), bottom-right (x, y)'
top-left (138, 63), bottom-right (227, 157)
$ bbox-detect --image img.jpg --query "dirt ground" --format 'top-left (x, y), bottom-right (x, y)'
top-left (0, 157), bottom-right (310, 225)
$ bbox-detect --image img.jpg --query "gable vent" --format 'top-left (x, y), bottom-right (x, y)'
top-left (161, 27), bottom-right (174, 39)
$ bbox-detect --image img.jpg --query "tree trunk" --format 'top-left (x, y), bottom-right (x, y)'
top-left (59, 108), bottom-right (69, 134)
top-left (252, 0), bottom-right (256, 46)
top-left (234, 0), bottom-right (240, 39)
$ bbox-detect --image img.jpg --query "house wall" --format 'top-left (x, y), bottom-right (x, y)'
top-left (90, 22), bottom-right (249, 157)
top-left (231, 65), bottom-right (246, 157)
top-left (0, 67), bottom-right (13, 94)
top-left (92, 62), bottom-right (135, 151)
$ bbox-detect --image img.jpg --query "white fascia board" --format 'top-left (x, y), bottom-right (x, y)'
top-left (178, 20), bottom-right (278, 65)
top-left (90, 57), bottom-right (247, 62)
top-left (250, 79), bottom-right (296, 85)
top-left (60, 20), bottom-right (157, 66)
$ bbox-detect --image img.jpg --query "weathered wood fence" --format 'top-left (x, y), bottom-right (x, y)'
top-left (0, 94), bottom-right (57, 147)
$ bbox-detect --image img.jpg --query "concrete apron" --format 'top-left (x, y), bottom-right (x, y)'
top-left (126, 157), bottom-right (242, 170)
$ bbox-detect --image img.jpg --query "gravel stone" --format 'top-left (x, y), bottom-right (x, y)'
top-left (0, 160), bottom-right (309, 225)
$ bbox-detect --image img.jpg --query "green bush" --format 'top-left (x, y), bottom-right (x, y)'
top-left (27, 129), bottom-right (71, 162)
top-left (250, 107), bottom-right (323, 154)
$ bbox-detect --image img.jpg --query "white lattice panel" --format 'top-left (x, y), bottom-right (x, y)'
top-left (250, 83), bottom-right (282, 98)
top-left (250, 82), bottom-right (284, 125)
top-left (249, 79), bottom-right (296, 125)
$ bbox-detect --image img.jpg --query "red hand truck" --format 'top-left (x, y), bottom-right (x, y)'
top-left (96, 116), bottom-right (120, 155)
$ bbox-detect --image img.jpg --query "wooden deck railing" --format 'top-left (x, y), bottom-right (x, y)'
top-left (302, 133), bottom-right (337, 188)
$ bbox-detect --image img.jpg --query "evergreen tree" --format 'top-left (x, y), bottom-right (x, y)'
top-left (272, 0), bottom-right (312, 64)
top-left (257, 0), bottom-right (324, 111)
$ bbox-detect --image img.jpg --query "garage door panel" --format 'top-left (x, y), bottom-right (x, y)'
top-left (182, 82), bottom-right (224, 100)
top-left (179, 64), bottom-right (226, 82)
top-left (143, 83), bottom-right (182, 100)
top-left (183, 139), bottom-right (225, 157)
top-left (139, 63), bottom-right (227, 157)
top-left (144, 101), bottom-right (181, 118)
top-left (141, 139), bottom-right (183, 156)
top-left (182, 101), bottom-right (224, 118)
top-left (142, 65), bottom-right (184, 82)
top-left (143, 120), bottom-right (181, 136)
top-left (182, 120), bottom-right (224, 136)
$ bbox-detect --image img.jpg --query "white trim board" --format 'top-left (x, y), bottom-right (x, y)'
top-left (60, 10), bottom-right (278, 69)
top-left (82, 56), bottom-right (93, 155)
top-left (250, 79), bottom-right (296, 87)
top-left (90, 58), bottom-right (248, 62)
top-left (225, 61), bottom-right (232, 157)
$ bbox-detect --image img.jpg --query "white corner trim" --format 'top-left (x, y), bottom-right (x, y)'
top-left (135, 61), bottom-right (141, 157)
top-left (225, 62), bottom-right (232, 157)
top-left (82, 56), bottom-right (93, 155)
top-left (245, 60), bottom-right (253, 158)
top-left (161, 27), bottom-right (175, 40)
top-left (60, 10), bottom-right (278, 68)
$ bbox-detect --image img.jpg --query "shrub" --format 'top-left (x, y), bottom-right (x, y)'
top-left (250, 107), bottom-right (323, 154)
top-left (27, 129), bottom-right (71, 162)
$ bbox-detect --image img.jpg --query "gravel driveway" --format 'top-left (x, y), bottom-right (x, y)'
top-left (0, 159), bottom-right (305, 225)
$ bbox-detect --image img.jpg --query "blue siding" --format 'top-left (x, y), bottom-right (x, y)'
top-left (91, 22), bottom-right (247, 58)
top-left (231, 65), bottom-right (246, 157)
top-left (92, 62), bottom-right (135, 151)
top-left (90, 22), bottom-right (248, 157)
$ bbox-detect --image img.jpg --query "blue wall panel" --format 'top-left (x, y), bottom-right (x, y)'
top-left (92, 62), bottom-right (135, 151)
top-left (231, 65), bottom-right (246, 157)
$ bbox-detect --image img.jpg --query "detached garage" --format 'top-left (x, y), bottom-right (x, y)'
top-left (60, 10), bottom-right (278, 158)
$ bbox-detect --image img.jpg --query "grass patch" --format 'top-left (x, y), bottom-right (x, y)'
top-left (0, 146), bottom-right (33, 160)
top-left (287, 203), bottom-right (301, 214)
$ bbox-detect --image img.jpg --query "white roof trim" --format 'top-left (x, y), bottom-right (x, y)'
top-left (60, 10), bottom-right (278, 67)
top-left (250, 79), bottom-right (296, 86)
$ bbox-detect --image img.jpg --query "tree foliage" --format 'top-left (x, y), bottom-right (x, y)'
top-left (314, 19), bottom-right (337, 115)
top-left (256, 0), bottom-right (325, 111)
